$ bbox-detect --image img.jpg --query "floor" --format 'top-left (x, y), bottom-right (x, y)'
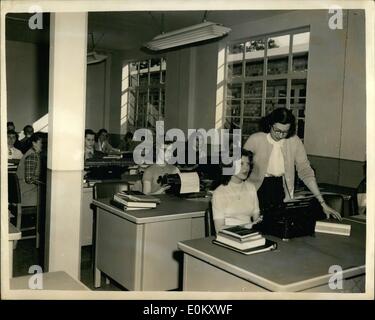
top-left (12, 238), bottom-right (125, 291)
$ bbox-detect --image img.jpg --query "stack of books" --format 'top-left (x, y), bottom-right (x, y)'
top-left (110, 191), bottom-right (160, 211)
top-left (213, 225), bottom-right (277, 255)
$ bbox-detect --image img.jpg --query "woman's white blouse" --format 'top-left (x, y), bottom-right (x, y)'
top-left (265, 133), bottom-right (285, 177)
top-left (212, 181), bottom-right (260, 226)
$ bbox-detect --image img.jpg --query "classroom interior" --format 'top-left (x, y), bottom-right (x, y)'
top-left (2, 8), bottom-right (368, 293)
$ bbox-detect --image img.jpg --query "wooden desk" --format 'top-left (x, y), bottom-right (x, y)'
top-left (10, 271), bottom-right (89, 290)
top-left (178, 219), bottom-right (366, 292)
top-left (9, 223), bottom-right (21, 278)
top-left (92, 195), bottom-right (209, 291)
top-left (81, 175), bottom-right (143, 246)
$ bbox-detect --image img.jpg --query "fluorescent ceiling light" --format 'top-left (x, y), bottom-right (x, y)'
top-left (144, 21), bottom-right (231, 51)
top-left (87, 51), bottom-right (107, 65)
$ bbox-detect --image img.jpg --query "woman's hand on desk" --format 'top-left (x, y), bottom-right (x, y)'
top-left (152, 185), bottom-right (171, 195)
top-left (243, 216), bottom-right (263, 229)
top-left (321, 202), bottom-right (342, 221)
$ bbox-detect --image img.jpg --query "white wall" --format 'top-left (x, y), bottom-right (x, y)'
top-left (6, 40), bottom-right (49, 130)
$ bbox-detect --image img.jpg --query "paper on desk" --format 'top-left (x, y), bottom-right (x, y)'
top-left (179, 172), bottom-right (200, 194)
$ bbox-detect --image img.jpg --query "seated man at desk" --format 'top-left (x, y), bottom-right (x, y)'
top-left (84, 129), bottom-right (97, 160)
top-left (212, 150), bottom-right (261, 233)
top-left (7, 130), bottom-right (23, 160)
top-left (95, 128), bottom-right (120, 155)
top-left (142, 142), bottom-right (180, 195)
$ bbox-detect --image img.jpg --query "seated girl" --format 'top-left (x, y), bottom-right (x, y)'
top-left (212, 150), bottom-right (261, 233)
top-left (142, 141), bottom-right (180, 195)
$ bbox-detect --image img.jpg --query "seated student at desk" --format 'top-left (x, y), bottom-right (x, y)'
top-left (212, 150), bottom-right (261, 233)
top-left (95, 128), bottom-right (120, 154)
top-left (7, 130), bottom-right (23, 160)
top-left (84, 129), bottom-right (98, 160)
top-left (142, 141), bottom-right (180, 195)
top-left (16, 133), bottom-right (44, 206)
top-left (18, 125), bottom-right (35, 154)
top-left (118, 131), bottom-right (137, 152)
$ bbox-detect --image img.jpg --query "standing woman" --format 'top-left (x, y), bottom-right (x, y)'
top-left (243, 108), bottom-right (341, 220)
top-left (16, 133), bottom-right (44, 206)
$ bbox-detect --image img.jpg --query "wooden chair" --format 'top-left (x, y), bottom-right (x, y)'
top-left (8, 172), bottom-right (39, 249)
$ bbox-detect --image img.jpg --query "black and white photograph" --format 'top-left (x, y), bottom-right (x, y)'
top-left (0, 0), bottom-right (374, 301)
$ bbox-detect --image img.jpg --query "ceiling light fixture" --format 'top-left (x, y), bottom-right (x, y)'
top-left (144, 21), bottom-right (231, 51)
top-left (87, 33), bottom-right (107, 65)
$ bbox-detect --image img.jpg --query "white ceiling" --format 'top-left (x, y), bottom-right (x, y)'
top-left (6, 10), bottom-right (291, 51)
top-left (88, 10), bottom-right (290, 51)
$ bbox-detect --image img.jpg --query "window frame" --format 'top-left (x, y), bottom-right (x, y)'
top-left (224, 27), bottom-right (310, 142)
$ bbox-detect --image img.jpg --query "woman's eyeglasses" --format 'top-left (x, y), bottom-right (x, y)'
top-left (271, 125), bottom-right (289, 136)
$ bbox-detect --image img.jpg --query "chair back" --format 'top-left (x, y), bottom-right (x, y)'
top-left (8, 172), bottom-right (21, 204)
top-left (205, 202), bottom-right (216, 236)
top-left (93, 181), bottom-right (130, 200)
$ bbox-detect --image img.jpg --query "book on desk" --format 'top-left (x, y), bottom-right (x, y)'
top-left (214, 225), bottom-right (277, 254)
top-left (112, 191), bottom-right (160, 210)
top-left (213, 239), bottom-right (277, 255)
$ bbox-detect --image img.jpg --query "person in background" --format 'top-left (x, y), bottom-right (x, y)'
top-left (84, 129), bottom-right (96, 160)
top-left (7, 130), bottom-right (23, 160)
top-left (142, 141), bottom-right (180, 195)
top-left (243, 108), bottom-right (341, 220)
top-left (19, 125), bottom-right (34, 154)
top-left (95, 128), bottom-right (120, 154)
top-left (7, 121), bottom-right (16, 131)
top-left (119, 131), bottom-right (137, 152)
top-left (212, 150), bottom-right (261, 233)
top-left (16, 133), bottom-right (44, 207)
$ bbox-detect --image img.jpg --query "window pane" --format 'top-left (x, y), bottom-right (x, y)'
top-left (245, 39), bottom-right (266, 59)
top-left (227, 43), bottom-right (244, 63)
top-left (242, 118), bottom-right (260, 136)
top-left (227, 83), bottom-right (242, 99)
top-left (227, 62), bottom-right (243, 79)
top-left (293, 32), bottom-right (310, 53)
top-left (266, 79), bottom-right (287, 99)
top-left (267, 35), bottom-right (290, 57)
top-left (267, 56), bottom-right (288, 75)
top-left (161, 58), bottom-right (167, 71)
top-left (245, 59), bottom-right (263, 77)
top-left (150, 72), bottom-right (161, 86)
top-left (161, 70), bottom-right (166, 84)
top-left (139, 60), bottom-right (149, 73)
top-left (291, 79), bottom-right (307, 104)
top-left (224, 117), bottom-right (241, 131)
top-left (244, 81), bottom-right (263, 98)
top-left (265, 100), bottom-right (286, 115)
top-left (160, 88), bottom-right (165, 119)
top-left (243, 100), bottom-right (262, 117)
top-left (293, 53), bottom-right (309, 72)
top-left (226, 100), bottom-right (241, 117)
top-left (139, 73), bottom-right (148, 87)
top-left (129, 62), bottom-right (138, 88)
top-left (150, 58), bottom-right (161, 71)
